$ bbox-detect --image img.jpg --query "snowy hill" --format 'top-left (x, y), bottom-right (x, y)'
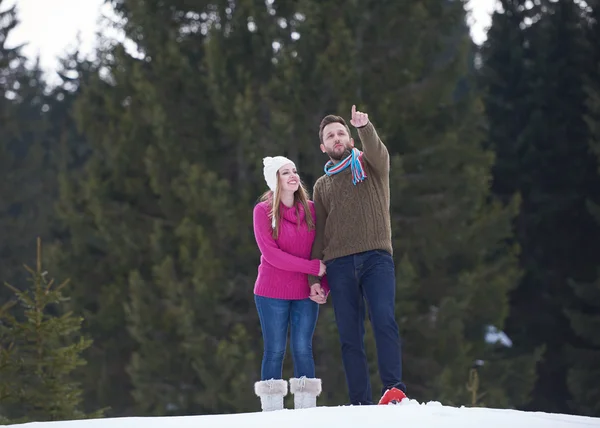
top-left (8, 399), bottom-right (600, 428)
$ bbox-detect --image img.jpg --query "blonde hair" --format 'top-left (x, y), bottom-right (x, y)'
top-left (259, 172), bottom-right (315, 239)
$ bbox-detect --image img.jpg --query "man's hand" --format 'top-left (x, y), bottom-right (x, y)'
top-left (350, 104), bottom-right (369, 128)
top-left (309, 283), bottom-right (327, 304)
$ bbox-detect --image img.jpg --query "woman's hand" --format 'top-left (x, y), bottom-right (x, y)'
top-left (310, 283), bottom-right (327, 304)
top-left (319, 260), bottom-right (327, 277)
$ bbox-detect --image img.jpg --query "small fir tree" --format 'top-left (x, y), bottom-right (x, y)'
top-left (0, 238), bottom-right (104, 423)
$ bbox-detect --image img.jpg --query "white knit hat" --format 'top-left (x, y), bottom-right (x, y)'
top-left (263, 156), bottom-right (295, 192)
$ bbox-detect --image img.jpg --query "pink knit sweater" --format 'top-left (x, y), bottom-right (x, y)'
top-left (253, 200), bottom-right (328, 299)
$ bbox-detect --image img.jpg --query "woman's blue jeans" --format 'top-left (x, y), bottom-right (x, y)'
top-left (254, 295), bottom-right (319, 380)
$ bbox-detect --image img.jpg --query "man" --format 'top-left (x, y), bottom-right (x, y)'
top-left (308, 105), bottom-right (406, 405)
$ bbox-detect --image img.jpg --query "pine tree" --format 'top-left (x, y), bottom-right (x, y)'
top-left (0, 2), bottom-right (29, 295)
top-left (0, 0), bottom-right (57, 299)
top-left (518, 0), bottom-right (600, 414)
top-left (481, 0), bottom-right (600, 413)
top-left (477, 0), bottom-right (550, 409)
top-left (53, 0), bottom-right (542, 412)
top-left (0, 238), bottom-right (103, 423)
top-left (0, 302), bottom-right (17, 424)
top-left (563, 277), bottom-right (600, 416)
top-left (479, 0), bottom-right (534, 204)
top-left (564, 0), bottom-right (600, 417)
top-left (52, 0), bottom-right (267, 415)
top-left (268, 0), bottom-right (541, 407)
top-left (370, 2), bottom-right (541, 406)
top-left (42, 49), bottom-right (102, 414)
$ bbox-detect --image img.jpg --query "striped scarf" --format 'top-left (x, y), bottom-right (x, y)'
top-left (324, 148), bottom-right (367, 185)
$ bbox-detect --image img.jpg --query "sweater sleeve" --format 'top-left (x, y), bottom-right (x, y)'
top-left (357, 121), bottom-right (390, 173)
top-left (253, 203), bottom-right (321, 276)
top-left (320, 275), bottom-right (331, 296)
top-left (308, 181), bottom-right (327, 285)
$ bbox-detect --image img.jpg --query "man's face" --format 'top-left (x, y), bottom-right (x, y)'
top-left (320, 122), bottom-right (354, 161)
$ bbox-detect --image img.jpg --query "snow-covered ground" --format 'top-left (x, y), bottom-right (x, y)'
top-left (9, 399), bottom-right (600, 428)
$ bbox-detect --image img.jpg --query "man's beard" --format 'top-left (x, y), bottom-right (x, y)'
top-left (327, 147), bottom-right (352, 162)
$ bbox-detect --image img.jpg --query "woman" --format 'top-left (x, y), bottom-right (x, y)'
top-left (252, 155), bottom-right (328, 412)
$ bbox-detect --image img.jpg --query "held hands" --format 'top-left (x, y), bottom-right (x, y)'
top-left (350, 104), bottom-right (369, 128)
top-left (311, 261), bottom-right (327, 304)
top-left (309, 283), bottom-right (327, 304)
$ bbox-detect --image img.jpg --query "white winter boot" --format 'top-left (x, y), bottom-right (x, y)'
top-left (289, 376), bottom-right (322, 409)
top-left (254, 379), bottom-right (288, 411)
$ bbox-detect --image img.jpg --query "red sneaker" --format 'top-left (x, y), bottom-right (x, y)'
top-left (378, 387), bottom-right (407, 405)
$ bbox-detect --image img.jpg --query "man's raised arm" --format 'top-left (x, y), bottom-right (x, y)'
top-left (351, 104), bottom-right (389, 173)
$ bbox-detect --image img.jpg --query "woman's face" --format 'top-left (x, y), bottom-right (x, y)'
top-left (278, 163), bottom-right (300, 193)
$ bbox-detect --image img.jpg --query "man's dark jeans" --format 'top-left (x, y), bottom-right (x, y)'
top-left (325, 249), bottom-right (405, 405)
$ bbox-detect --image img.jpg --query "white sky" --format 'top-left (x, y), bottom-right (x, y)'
top-left (2, 0), bottom-right (497, 82)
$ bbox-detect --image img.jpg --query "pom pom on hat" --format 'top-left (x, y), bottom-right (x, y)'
top-left (263, 156), bottom-right (295, 192)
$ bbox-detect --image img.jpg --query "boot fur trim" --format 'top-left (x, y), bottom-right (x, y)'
top-left (289, 377), bottom-right (322, 396)
top-left (254, 379), bottom-right (288, 397)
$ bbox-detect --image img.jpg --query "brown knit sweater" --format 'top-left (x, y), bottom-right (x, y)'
top-left (308, 121), bottom-right (392, 286)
